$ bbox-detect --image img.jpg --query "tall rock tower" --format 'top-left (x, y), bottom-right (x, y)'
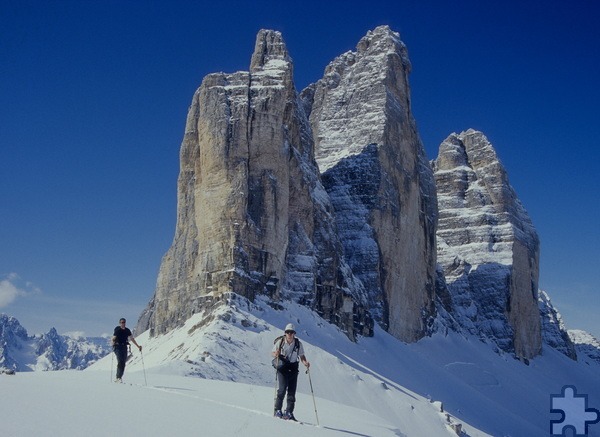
top-left (137, 30), bottom-right (371, 339)
top-left (433, 129), bottom-right (542, 359)
top-left (301, 26), bottom-right (438, 342)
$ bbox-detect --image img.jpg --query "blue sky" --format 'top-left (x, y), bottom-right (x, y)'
top-left (1, 0), bottom-right (598, 338)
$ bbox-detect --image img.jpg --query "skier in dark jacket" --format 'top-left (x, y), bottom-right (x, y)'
top-left (112, 318), bottom-right (141, 382)
top-left (271, 323), bottom-right (310, 421)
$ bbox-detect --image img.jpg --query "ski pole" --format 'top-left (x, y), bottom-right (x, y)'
top-left (273, 355), bottom-right (280, 409)
top-left (110, 349), bottom-right (114, 382)
top-left (306, 368), bottom-right (319, 426)
top-left (141, 350), bottom-right (148, 386)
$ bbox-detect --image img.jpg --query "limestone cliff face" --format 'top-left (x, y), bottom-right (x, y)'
top-left (137, 30), bottom-right (372, 339)
top-left (302, 26), bottom-right (438, 343)
top-left (432, 129), bottom-right (542, 359)
top-left (137, 27), bottom-right (553, 358)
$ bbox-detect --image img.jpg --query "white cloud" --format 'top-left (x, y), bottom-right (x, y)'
top-left (0, 273), bottom-right (143, 335)
top-left (7, 272), bottom-right (19, 281)
top-left (0, 273), bottom-right (42, 308)
top-left (25, 281), bottom-right (42, 294)
top-left (0, 279), bottom-right (21, 307)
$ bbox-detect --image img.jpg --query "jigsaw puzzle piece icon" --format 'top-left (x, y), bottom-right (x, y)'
top-left (551, 385), bottom-right (600, 436)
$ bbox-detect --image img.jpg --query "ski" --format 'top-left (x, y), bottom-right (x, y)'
top-left (274, 416), bottom-right (303, 425)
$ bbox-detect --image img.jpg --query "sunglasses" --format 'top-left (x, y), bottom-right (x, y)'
top-left (285, 330), bottom-right (295, 334)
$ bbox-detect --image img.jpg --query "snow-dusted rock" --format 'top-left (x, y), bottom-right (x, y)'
top-left (568, 329), bottom-right (600, 365)
top-left (35, 328), bottom-right (110, 370)
top-left (538, 290), bottom-right (577, 359)
top-left (0, 314), bottom-right (110, 371)
top-left (136, 27), bottom-right (563, 356)
top-left (0, 314), bottom-right (28, 370)
top-left (432, 130), bottom-right (542, 359)
top-left (137, 30), bottom-right (372, 340)
top-left (302, 26), bottom-right (438, 342)
top-left (538, 289), bottom-right (598, 365)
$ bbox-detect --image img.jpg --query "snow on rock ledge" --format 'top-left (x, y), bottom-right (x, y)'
top-left (302, 25), bottom-right (438, 343)
top-left (433, 130), bottom-right (542, 359)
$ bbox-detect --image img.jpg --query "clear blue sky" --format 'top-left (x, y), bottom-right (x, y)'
top-left (1, 0), bottom-right (598, 338)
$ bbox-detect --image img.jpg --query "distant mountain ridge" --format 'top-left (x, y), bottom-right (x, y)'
top-left (0, 314), bottom-right (110, 372)
top-left (569, 328), bottom-right (600, 365)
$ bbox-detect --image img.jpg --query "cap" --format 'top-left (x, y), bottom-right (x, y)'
top-left (284, 323), bottom-right (296, 333)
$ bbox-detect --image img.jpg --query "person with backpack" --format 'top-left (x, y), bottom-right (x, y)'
top-left (271, 323), bottom-right (310, 421)
top-left (112, 317), bottom-right (142, 383)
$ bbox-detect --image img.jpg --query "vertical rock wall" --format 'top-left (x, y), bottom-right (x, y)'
top-left (136, 27), bottom-right (551, 360)
top-left (137, 30), bottom-right (371, 339)
top-left (433, 129), bottom-right (542, 359)
top-left (303, 26), bottom-right (438, 342)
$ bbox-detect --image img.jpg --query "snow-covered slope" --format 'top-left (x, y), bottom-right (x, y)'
top-left (1, 370), bottom-right (456, 437)
top-left (81, 294), bottom-right (600, 436)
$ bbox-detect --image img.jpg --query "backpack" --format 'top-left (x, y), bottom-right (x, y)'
top-left (272, 336), bottom-right (300, 371)
top-left (274, 335), bottom-right (300, 356)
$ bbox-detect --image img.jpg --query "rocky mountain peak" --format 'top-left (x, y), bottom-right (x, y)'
top-left (433, 130), bottom-right (542, 359)
top-left (305, 25), bottom-right (413, 173)
top-left (0, 313), bottom-right (28, 341)
top-left (538, 290), bottom-right (577, 360)
top-left (569, 329), bottom-right (600, 365)
top-left (137, 29), bottom-right (373, 340)
top-left (439, 130), bottom-right (527, 217)
top-left (249, 29), bottom-right (291, 73)
top-left (303, 27), bottom-right (438, 343)
top-left (355, 25), bottom-right (410, 70)
top-left (135, 27), bottom-right (577, 360)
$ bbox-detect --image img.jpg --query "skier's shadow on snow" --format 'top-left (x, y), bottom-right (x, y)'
top-left (153, 385), bottom-right (196, 392)
top-left (322, 426), bottom-right (405, 437)
top-left (320, 426), bottom-right (370, 436)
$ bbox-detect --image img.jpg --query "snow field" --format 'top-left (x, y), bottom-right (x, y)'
top-left (3, 295), bottom-right (599, 436)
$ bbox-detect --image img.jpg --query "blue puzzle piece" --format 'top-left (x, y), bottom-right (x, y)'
top-left (551, 385), bottom-right (600, 436)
